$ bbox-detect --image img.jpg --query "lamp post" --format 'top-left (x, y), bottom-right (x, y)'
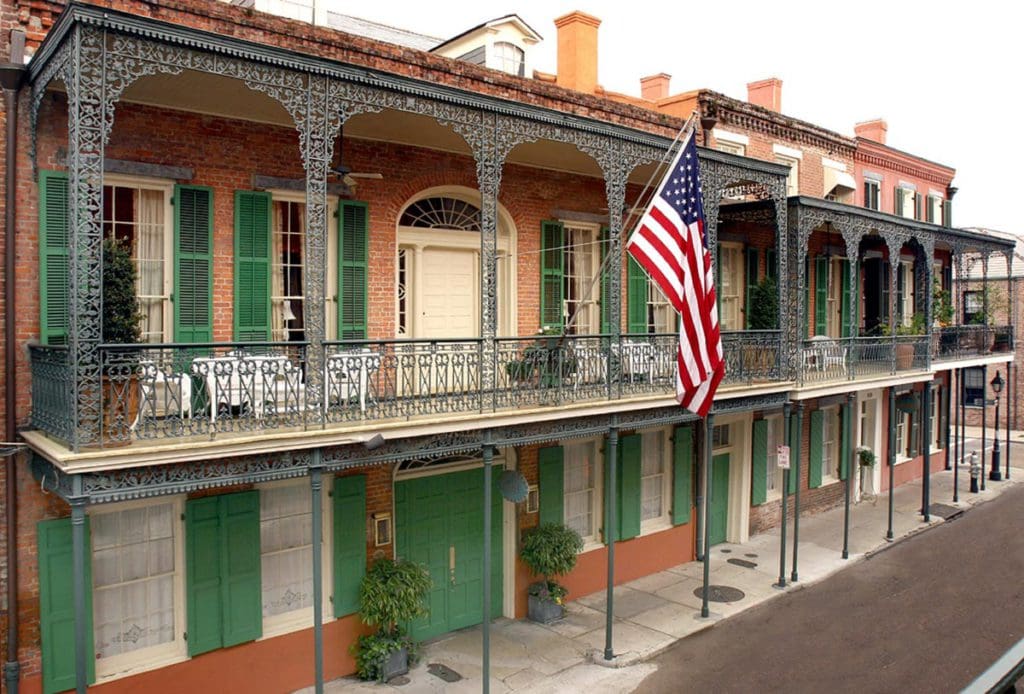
top-left (990, 371), bottom-right (1004, 482)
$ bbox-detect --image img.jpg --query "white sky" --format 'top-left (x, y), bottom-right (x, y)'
top-left (324, 0), bottom-right (1020, 233)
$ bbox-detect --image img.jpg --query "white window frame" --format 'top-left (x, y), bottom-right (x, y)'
top-left (257, 478), bottom-right (332, 639)
top-left (90, 496), bottom-right (187, 682)
top-left (896, 409), bottom-right (912, 462)
top-left (646, 280), bottom-right (674, 334)
top-left (561, 222), bottom-right (602, 334)
top-left (270, 193), bottom-right (308, 343)
top-left (930, 387), bottom-right (942, 451)
top-left (563, 438), bottom-right (603, 551)
top-left (821, 405), bottom-right (841, 483)
top-left (765, 415), bottom-right (784, 501)
top-left (898, 186), bottom-right (916, 220)
top-left (900, 260), bottom-right (915, 326)
top-left (716, 140), bottom-right (746, 156)
top-left (772, 145), bottom-right (802, 197)
top-left (864, 179), bottom-right (881, 210)
top-left (718, 242), bottom-right (744, 331)
top-left (639, 428), bottom-right (672, 534)
top-left (491, 41), bottom-right (525, 76)
top-left (102, 175), bottom-right (174, 343)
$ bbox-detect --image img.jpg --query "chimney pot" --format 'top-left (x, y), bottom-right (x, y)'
top-left (747, 77), bottom-right (783, 112)
top-left (640, 73), bottom-right (671, 101)
top-left (554, 11), bottom-right (601, 94)
top-left (854, 119), bottom-right (888, 145)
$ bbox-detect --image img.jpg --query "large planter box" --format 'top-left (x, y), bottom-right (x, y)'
top-left (894, 343), bottom-right (914, 370)
top-left (527, 594), bottom-right (564, 624)
top-left (382, 646), bottom-right (409, 681)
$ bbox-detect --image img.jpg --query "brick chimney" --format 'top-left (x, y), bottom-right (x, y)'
top-left (640, 73), bottom-right (671, 101)
top-left (554, 11), bottom-right (601, 94)
top-left (854, 119), bottom-right (888, 145)
top-left (747, 77), bottom-right (783, 112)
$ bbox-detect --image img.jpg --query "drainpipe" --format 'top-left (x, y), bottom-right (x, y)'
top-left (1, 31), bottom-right (26, 694)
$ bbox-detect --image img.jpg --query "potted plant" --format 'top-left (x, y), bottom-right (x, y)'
top-left (857, 447), bottom-right (876, 496)
top-left (745, 276), bottom-right (778, 372)
top-left (352, 557), bottom-right (431, 682)
top-left (100, 237), bottom-right (143, 444)
top-left (520, 523), bottom-right (583, 624)
top-left (894, 313), bottom-right (925, 370)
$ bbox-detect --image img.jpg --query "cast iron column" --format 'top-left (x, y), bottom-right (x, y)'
top-left (695, 425), bottom-right (705, 562)
top-left (945, 372), bottom-right (953, 471)
top-left (888, 387), bottom-right (896, 539)
top-left (701, 414), bottom-right (714, 618)
top-left (1007, 364), bottom-right (1013, 480)
top-left (310, 458), bottom-right (324, 694)
top-left (482, 441), bottom-right (494, 689)
top-left (982, 365), bottom-right (987, 491)
top-left (71, 491), bottom-right (88, 694)
top-left (842, 393), bottom-right (853, 559)
top-left (604, 426), bottom-right (618, 660)
top-left (791, 403), bottom-right (804, 582)
top-left (922, 385), bottom-right (932, 521)
top-left (953, 369), bottom-right (960, 502)
top-left (776, 403), bottom-right (791, 589)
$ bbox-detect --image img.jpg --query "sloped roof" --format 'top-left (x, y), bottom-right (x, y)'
top-left (324, 12), bottom-right (442, 51)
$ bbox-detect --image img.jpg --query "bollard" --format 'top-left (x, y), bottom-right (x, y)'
top-left (969, 451), bottom-right (981, 494)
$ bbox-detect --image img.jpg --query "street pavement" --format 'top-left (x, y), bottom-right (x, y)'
top-left (636, 482), bottom-right (1024, 693)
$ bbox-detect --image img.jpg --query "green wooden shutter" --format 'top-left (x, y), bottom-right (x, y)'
top-left (186, 496), bottom-right (224, 656)
top-left (751, 419), bottom-right (768, 505)
top-left (894, 186), bottom-right (903, 216)
top-left (788, 415), bottom-right (799, 495)
top-left (926, 197), bottom-right (935, 224)
top-left (220, 490), bottom-right (261, 648)
top-left (841, 404), bottom-right (852, 480)
top-left (627, 256), bottom-right (648, 334)
top-left (540, 221), bottom-right (565, 331)
top-left (672, 425), bottom-right (693, 525)
top-left (942, 199), bottom-right (952, 227)
top-left (538, 445), bottom-right (564, 526)
top-left (809, 410), bottom-right (824, 488)
top-left (881, 261), bottom-right (891, 325)
top-left (333, 474), bottom-right (367, 618)
top-left (174, 185), bottom-right (214, 343)
top-left (745, 248), bottom-right (759, 329)
top-left (616, 434), bottom-right (641, 541)
top-left (599, 226), bottom-right (612, 334)
top-left (339, 201), bottom-right (369, 340)
top-left (896, 263), bottom-right (905, 324)
top-left (841, 261), bottom-right (851, 338)
top-left (38, 517), bottom-right (95, 694)
top-left (766, 248), bottom-right (778, 282)
top-left (39, 171), bottom-right (70, 346)
top-left (186, 490), bottom-right (261, 656)
top-left (234, 191), bottom-right (272, 341)
top-left (815, 257), bottom-right (828, 335)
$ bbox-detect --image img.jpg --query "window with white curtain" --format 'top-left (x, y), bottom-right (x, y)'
top-left (92, 501), bottom-right (180, 668)
top-left (646, 281), bottom-right (674, 333)
top-left (564, 440), bottom-right (600, 545)
top-left (102, 182), bottom-right (171, 343)
top-left (931, 387), bottom-right (942, 450)
top-left (272, 200), bottom-right (306, 342)
top-left (640, 429), bottom-right (670, 529)
top-left (562, 224), bottom-right (602, 334)
top-left (822, 406), bottom-right (840, 480)
top-left (260, 484), bottom-right (314, 624)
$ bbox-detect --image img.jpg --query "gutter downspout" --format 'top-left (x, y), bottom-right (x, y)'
top-left (1, 28), bottom-right (27, 694)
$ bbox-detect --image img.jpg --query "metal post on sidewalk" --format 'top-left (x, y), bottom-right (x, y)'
top-left (982, 364), bottom-right (988, 491)
top-left (953, 369), bottom-right (960, 497)
top-left (310, 456), bottom-right (324, 694)
top-left (1006, 363), bottom-right (1012, 481)
top-left (888, 387), bottom-right (896, 539)
top-left (695, 425), bottom-right (705, 562)
top-left (482, 441), bottom-right (493, 690)
top-left (842, 393), bottom-right (853, 559)
top-left (776, 403), bottom-right (791, 589)
top-left (945, 372), bottom-right (953, 471)
top-left (958, 366), bottom-right (967, 503)
top-left (792, 403), bottom-right (804, 582)
top-left (922, 385), bottom-right (932, 522)
top-left (604, 426), bottom-right (618, 661)
top-left (701, 413), bottom-right (714, 619)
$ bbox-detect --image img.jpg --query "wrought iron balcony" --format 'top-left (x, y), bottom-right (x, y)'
top-left (28, 332), bottom-right (785, 449)
top-left (932, 325), bottom-right (1014, 362)
top-left (799, 335), bottom-right (931, 384)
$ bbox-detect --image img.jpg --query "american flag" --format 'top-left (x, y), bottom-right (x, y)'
top-left (626, 129), bottom-right (723, 417)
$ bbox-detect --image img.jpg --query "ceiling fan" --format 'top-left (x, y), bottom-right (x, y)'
top-left (330, 132), bottom-right (383, 188)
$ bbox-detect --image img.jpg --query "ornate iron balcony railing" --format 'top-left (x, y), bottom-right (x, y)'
top-left (799, 334), bottom-right (931, 384)
top-left (932, 325), bottom-right (1014, 361)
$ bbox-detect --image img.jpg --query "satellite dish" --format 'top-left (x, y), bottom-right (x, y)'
top-left (498, 470), bottom-right (529, 503)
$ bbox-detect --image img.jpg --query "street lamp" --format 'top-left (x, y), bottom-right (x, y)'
top-left (990, 371), bottom-right (1004, 482)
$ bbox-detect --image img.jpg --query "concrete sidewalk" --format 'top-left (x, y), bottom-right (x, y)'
top-left (309, 436), bottom-right (1024, 694)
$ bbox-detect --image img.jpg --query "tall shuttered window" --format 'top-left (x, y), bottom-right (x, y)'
top-left (540, 221), bottom-right (606, 334)
top-left (864, 180), bottom-right (880, 210)
top-left (174, 185), bottom-right (214, 343)
top-left (39, 171), bottom-right (70, 345)
top-left (640, 429), bottom-right (671, 529)
top-left (718, 242), bottom-right (744, 331)
top-left (766, 415), bottom-right (784, 497)
top-left (822, 406), bottom-right (840, 481)
top-left (338, 201), bottom-right (368, 340)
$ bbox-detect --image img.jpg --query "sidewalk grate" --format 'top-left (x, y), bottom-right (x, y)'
top-left (693, 585), bottom-right (745, 603)
top-left (928, 503), bottom-right (964, 521)
top-left (727, 558), bottom-right (758, 569)
top-left (427, 663), bottom-right (463, 683)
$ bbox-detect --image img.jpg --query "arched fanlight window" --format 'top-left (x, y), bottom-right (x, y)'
top-left (399, 197), bottom-right (481, 231)
top-left (493, 42), bottom-right (525, 77)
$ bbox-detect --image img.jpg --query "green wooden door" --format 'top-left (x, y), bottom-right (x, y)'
top-left (708, 453), bottom-right (730, 546)
top-left (395, 467), bottom-right (502, 641)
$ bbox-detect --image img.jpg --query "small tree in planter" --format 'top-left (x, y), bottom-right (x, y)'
top-left (520, 523), bottom-right (583, 623)
top-left (352, 557), bottom-right (431, 682)
top-left (100, 237), bottom-right (143, 443)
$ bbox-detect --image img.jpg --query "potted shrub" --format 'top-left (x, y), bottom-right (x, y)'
top-left (857, 447), bottom-right (876, 496)
top-left (520, 523), bottom-right (583, 624)
top-left (100, 237), bottom-right (143, 444)
top-left (894, 313), bottom-right (925, 370)
top-left (352, 557), bottom-right (431, 682)
top-left (744, 276), bottom-right (778, 372)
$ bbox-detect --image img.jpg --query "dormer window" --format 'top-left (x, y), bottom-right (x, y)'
top-left (493, 42), bottom-right (525, 76)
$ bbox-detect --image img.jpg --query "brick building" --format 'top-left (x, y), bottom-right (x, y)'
top-left (0, 3), bottom-right (1014, 694)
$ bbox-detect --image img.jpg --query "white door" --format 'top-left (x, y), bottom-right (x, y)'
top-left (420, 247), bottom-right (479, 338)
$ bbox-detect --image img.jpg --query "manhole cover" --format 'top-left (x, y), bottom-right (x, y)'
top-left (428, 663), bottom-right (463, 683)
top-left (727, 558), bottom-right (757, 569)
top-left (387, 676), bottom-right (410, 686)
top-left (719, 548), bottom-right (732, 553)
top-left (693, 585), bottom-right (745, 603)
top-left (928, 503), bottom-right (963, 521)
